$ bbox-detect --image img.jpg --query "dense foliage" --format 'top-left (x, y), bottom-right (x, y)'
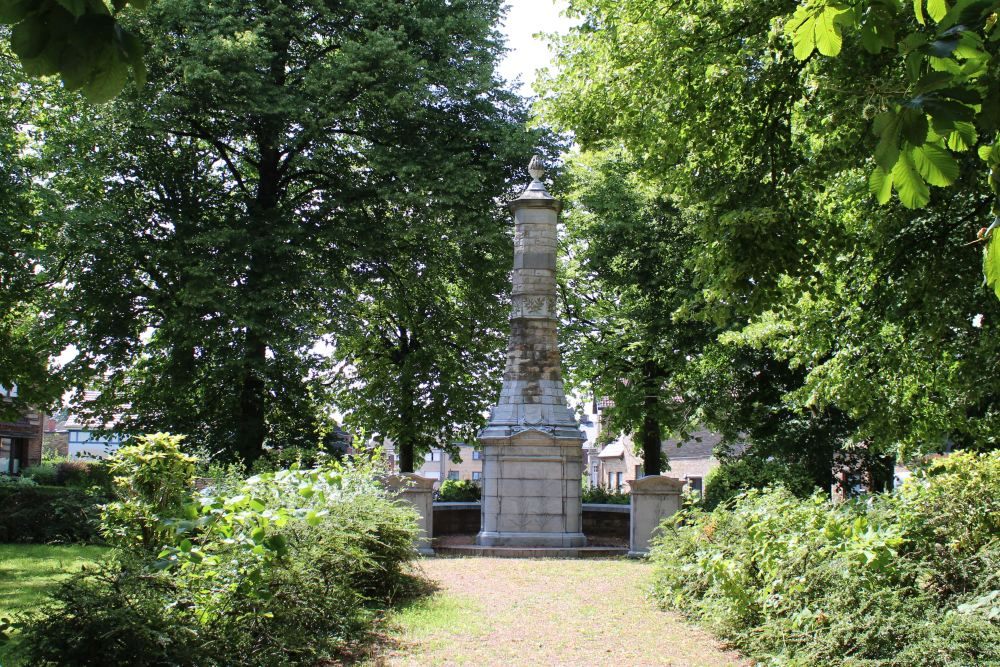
top-left (436, 479), bottom-right (481, 502)
top-left (13, 434), bottom-right (421, 665)
top-left (542, 0), bottom-right (1000, 478)
top-left (702, 457), bottom-right (818, 510)
top-left (0, 485), bottom-right (105, 544)
top-left (4, 0), bottom-right (537, 465)
top-left (580, 484), bottom-right (630, 505)
top-left (651, 451), bottom-right (1000, 666)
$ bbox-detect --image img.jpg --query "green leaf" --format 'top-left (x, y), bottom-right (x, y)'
top-left (875, 112), bottom-right (902, 171)
top-left (927, 0), bottom-right (948, 21)
top-left (870, 167), bottom-right (894, 204)
top-left (985, 232), bottom-right (1000, 300)
top-left (979, 144), bottom-right (993, 161)
top-left (791, 15), bottom-right (817, 60)
top-left (80, 50), bottom-right (129, 103)
top-left (911, 143), bottom-right (959, 186)
top-left (10, 15), bottom-right (47, 59)
top-left (892, 152), bottom-right (931, 207)
top-left (914, 0), bottom-right (926, 24)
top-left (900, 108), bottom-right (929, 145)
top-left (249, 498), bottom-right (266, 512)
top-left (815, 6), bottom-right (846, 56)
top-left (946, 121), bottom-right (976, 151)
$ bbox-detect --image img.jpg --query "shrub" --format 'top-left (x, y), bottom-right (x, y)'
top-left (16, 434), bottom-right (422, 666)
top-left (56, 459), bottom-right (113, 492)
top-left (650, 451), bottom-right (1000, 667)
top-left (581, 485), bottom-right (630, 504)
top-left (437, 479), bottom-right (481, 502)
top-left (0, 474), bottom-right (37, 488)
top-left (21, 463), bottom-right (59, 486)
top-left (0, 485), bottom-right (106, 544)
top-left (702, 456), bottom-right (817, 510)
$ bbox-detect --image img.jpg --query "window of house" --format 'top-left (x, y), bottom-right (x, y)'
top-left (635, 465), bottom-right (644, 479)
top-left (472, 450), bottom-right (482, 460)
top-left (688, 476), bottom-right (703, 494)
top-left (472, 471), bottom-right (482, 481)
top-left (0, 437), bottom-right (13, 474)
top-left (608, 472), bottom-right (613, 489)
top-left (424, 451), bottom-right (433, 462)
top-left (616, 472), bottom-right (623, 491)
top-left (447, 470), bottom-right (459, 480)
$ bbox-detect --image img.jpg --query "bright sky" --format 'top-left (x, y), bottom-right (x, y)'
top-left (498, 0), bottom-right (577, 98)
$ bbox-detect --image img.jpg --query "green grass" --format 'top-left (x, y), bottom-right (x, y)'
top-left (0, 543), bottom-right (107, 665)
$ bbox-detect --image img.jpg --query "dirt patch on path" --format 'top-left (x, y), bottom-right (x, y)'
top-left (369, 557), bottom-right (744, 667)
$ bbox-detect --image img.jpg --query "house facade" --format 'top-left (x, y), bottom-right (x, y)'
top-left (44, 391), bottom-right (125, 460)
top-left (596, 429), bottom-right (728, 494)
top-left (0, 389), bottom-right (44, 474)
top-left (383, 441), bottom-right (484, 485)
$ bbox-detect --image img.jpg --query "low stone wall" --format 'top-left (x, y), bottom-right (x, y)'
top-left (432, 502), bottom-right (630, 541)
top-left (582, 503), bottom-right (630, 541)
top-left (433, 502), bottom-right (480, 536)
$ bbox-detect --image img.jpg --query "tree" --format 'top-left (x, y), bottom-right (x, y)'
top-left (29, 0), bottom-right (533, 463)
top-left (328, 207), bottom-right (510, 473)
top-left (558, 150), bottom-right (712, 476)
top-left (539, 0), bottom-right (1000, 471)
top-left (0, 45), bottom-right (68, 419)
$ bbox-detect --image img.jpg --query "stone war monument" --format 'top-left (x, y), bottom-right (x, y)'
top-left (477, 155), bottom-right (587, 549)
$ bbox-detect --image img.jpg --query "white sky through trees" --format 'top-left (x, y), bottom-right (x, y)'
top-left (498, 0), bottom-right (575, 98)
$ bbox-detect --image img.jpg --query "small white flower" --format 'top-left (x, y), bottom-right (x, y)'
top-left (973, 314), bottom-right (984, 329)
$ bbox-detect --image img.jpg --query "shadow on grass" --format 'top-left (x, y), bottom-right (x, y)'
top-left (333, 568), bottom-right (442, 666)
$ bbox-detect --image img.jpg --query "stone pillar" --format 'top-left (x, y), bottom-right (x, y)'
top-left (628, 475), bottom-right (685, 557)
top-left (387, 473), bottom-right (436, 556)
top-left (477, 156), bottom-right (587, 549)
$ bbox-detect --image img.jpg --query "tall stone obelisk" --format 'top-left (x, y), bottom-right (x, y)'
top-left (477, 156), bottom-right (587, 549)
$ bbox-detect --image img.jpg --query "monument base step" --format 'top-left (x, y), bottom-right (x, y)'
top-left (431, 535), bottom-right (627, 559)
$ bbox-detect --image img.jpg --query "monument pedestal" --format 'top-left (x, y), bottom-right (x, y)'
top-left (387, 473), bottom-right (436, 556)
top-left (628, 475), bottom-right (685, 557)
top-left (478, 434), bottom-right (586, 547)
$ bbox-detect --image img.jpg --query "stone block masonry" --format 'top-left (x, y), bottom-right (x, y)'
top-left (477, 157), bottom-right (587, 549)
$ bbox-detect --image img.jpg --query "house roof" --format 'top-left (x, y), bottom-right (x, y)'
top-left (597, 440), bottom-right (625, 459)
top-left (663, 429), bottom-right (725, 460)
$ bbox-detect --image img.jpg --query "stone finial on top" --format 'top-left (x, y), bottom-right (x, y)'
top-left (528, 155), bottom-right (545, 182)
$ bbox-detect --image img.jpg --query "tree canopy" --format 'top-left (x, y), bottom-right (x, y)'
top-left (9, 0), bottom-right (536, 463)
top-left (541, 0), bottom-right (1000, 471)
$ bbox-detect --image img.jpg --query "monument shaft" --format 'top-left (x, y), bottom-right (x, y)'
top-left (477, 159), bottom-right (586, 548)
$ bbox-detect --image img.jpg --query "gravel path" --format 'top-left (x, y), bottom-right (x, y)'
top-left (371, 557), bottom-right (744, 667)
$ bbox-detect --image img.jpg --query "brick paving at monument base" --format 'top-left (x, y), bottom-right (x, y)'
top-left (369, 557), bottom-right (745, 667)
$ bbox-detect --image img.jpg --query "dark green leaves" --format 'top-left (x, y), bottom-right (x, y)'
top-left (1, 0), bottom-right (147, 102)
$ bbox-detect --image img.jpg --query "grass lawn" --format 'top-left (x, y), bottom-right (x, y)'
top-left (367, 558), bottom-right (746, 666)
top-left (0, 543), bottom-right (108, 664)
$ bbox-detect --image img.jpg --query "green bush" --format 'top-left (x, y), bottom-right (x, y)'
top-left (702, 456), bottom-right (817, 510)
top-left (581, 485), bottom-right (630, 504)
top-left (21, 463), bottom-right (59, 486)
top-left (650, 451), bottom-right (1000, 667)
top-left (15, 433), bottom-right (422, 666)
top-left (55, 460), bottom-right (113, 491)
top-left (437, 479), bottom-right (481, 502)
top-left (0, 485), bottom-right (106, 544)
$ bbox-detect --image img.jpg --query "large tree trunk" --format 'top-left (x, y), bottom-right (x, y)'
top-left (397, 437), bottom-right (415, 473)
top-left (640, 360), bottom-right (663, 476)
top-left (235, 332), bottom-right (268, 464)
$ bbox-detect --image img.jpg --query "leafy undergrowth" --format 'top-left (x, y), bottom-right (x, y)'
top-left (8, 434), bottom-right (424, 667)
top-left (651, 451), bottom-right (1000, 667)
